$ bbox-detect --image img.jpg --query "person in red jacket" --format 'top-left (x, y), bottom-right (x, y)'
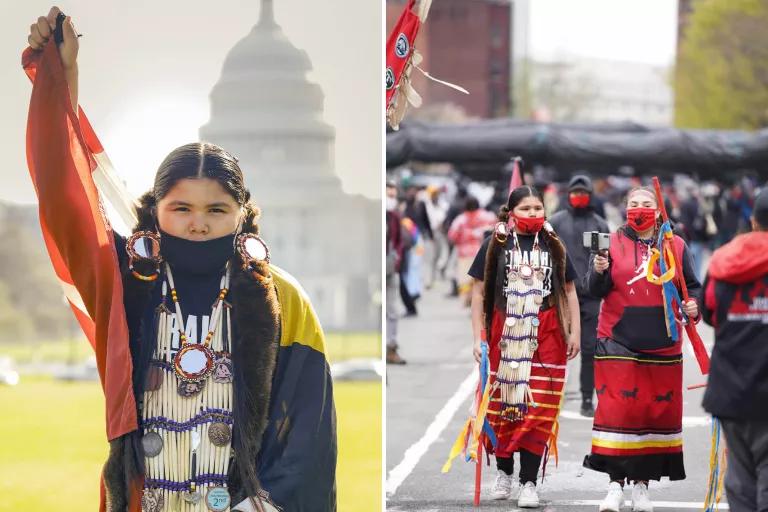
top-left (701, 189), bottom-right (768, 512)
top-left (583, 186), bottom-right (700, 512)
top-left (448, 196), bottom-right (497, 306)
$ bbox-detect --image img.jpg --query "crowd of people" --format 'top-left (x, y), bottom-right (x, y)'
top-left (386, 171), bottom-right (768, 511)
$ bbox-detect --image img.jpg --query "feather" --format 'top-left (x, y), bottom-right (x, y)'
top-left (415, 0), bottom-right (433, 21)
top-left (414, 65), bottom-right (470, 94)
top-left (403, 79), bottom-right (423, 108)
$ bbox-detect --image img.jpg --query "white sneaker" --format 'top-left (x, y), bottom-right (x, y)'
top-left (517, 481), bottom-right (540, 508)
top-left (631, 482), bottom-right (653, 512)
top-left (599, 481), bottom-right (625, 512)
top-left (490, 470), bottom-right (514, 500)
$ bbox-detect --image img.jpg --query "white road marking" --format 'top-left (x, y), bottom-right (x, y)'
top-left (385, 370), bottom-right (477, 496)
top-left (548, 499), bottom-right (728, 509)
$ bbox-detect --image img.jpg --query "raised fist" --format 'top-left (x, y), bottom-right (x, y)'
top-left (27, 6), bottom-right (79, 69)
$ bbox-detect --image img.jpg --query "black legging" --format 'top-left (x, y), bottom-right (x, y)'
top-left (399, 269), bottom-right (418, 315)
top-left (496, 450), bottom-right (542, 484)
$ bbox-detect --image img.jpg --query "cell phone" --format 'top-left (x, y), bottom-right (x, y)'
top-left (583, 231), bottom-right (610, 254)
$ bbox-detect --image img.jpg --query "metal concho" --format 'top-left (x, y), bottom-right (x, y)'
top-left (141, 488), bottom-right (164, 512)
top-left (208, 422), bottom-right (232, 447)
top-left (142, 431), bottom-right (164, 458)
top-left (145, 365), bottom-right (164, 392)
top-left (183, 490), bottom-right (203, 504)
top-left (177, 379), bottom-right (206, 398)
top-left (212, 352), bottom-right (233, 384)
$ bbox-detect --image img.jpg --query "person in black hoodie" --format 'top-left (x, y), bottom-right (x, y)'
top-left (702, 189), bottom-right (768, 512)
top-left (550, 175), bottom-right (609, 417)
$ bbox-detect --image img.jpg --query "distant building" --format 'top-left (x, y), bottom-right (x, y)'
top-left (200, 0), bottom-right (380, 331)
top-left (386, 0), bottom-right (512, 118)
top-left (529, 57), bottom-right (673, 126)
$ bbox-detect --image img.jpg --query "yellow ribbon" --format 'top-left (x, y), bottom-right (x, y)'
top-left (442, 376), bottom-right (494, 473)
top-left (471, 377), bottom-right (493, 444)
top-left (441, 419), bottom-right (471, 473)
top-left (645, 246), bottom-right (676, 285)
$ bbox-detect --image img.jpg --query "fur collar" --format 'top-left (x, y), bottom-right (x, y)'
top-left (102, 253), bottom-right (280, 511)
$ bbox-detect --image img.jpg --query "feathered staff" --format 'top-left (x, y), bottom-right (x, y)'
top-left (441, 341), bottom-right (497, 507)
top-left (647, 177), bottom-right (710, 375)
top-left (385, 0), bottom-right (468, 130)
top-left (649, 179), bottom-right (724, 508)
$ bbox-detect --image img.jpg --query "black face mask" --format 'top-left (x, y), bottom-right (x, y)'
top-left (159, 230), bottom-right (236, 275)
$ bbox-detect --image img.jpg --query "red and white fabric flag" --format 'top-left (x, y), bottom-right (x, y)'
top-left (22, 41), bottom-right (137, 442)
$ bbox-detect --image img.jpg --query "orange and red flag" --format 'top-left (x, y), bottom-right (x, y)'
top-left (22, 41), bottom-right (137, 441)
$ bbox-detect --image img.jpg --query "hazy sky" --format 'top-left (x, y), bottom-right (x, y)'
top-left (2, 1), bottom-right (678, 205)
top-left (528, 0), bottom-right (678, 65)
top-left (1, 0), bottom-right (382, 204)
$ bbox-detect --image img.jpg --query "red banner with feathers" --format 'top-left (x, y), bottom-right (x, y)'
top-left (386, 0), bottom-right (421, 108)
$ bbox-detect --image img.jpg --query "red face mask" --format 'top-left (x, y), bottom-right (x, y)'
top-left (512, 215), bottom-right (546, 234)
top-left (627, 207), bottom-right (657, 232)
top-left (569, 195), bottom-right (590, 209)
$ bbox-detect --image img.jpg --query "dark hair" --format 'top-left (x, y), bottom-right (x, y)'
top-left (465, 196), bottom-right (480, 211)
top-left (134, 142), bottom-right (260, 234)
top-left (753, 190), bottom-right (768, 229)
top-left (497, 185), bottom-right (544, 223)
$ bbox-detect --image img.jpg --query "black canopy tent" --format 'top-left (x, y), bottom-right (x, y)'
top-left (387, 119), bottom-right (768, 182)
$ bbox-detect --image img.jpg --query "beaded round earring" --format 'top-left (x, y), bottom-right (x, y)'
top-left (126, 230), bottom-right (162, 281)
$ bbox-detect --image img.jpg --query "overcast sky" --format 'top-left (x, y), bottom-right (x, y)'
top-left (2, 1), bottom-right (678, 205)
top-left (528, 0), bottom-right (678, 65)
top-left (1, 0), bottom-right (382, 204)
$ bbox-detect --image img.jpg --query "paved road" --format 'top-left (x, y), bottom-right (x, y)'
top-left (386, 284), bottom-right (725, 511)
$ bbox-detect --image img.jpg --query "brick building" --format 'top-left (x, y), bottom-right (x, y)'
top-left (386, 0), bottom-right (511, 118)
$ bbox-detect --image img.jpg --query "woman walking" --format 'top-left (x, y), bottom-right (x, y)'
top-left (583, 186), bottom-right (700, 512)
top-left (468, 186), bottom-right (580, 507)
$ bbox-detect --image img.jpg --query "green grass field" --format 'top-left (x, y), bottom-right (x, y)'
top-left (0, 376), bottom-right (381, 511)
top-left (0, 333), bottom-right (382, 511)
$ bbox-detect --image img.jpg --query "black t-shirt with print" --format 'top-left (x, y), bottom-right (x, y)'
top-left (468, 234), bottom-right (577, 299)
top-left (116, 233), bottom-right (231, 359)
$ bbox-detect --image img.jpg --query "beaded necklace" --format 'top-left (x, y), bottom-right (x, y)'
top-left (140, 264), bottom-right (235, 512)
top-left (494, 230), bottom-right (545, 421)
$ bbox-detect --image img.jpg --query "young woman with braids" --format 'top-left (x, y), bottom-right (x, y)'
top-left (583, 187), bottom-right (700, 512)
top-left (467, 186), bottom-right (581, 508)
top-left (26, 9), bottom-right (335, 512)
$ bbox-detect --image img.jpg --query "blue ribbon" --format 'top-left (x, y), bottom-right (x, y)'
top-left (656, 221), bottom-right (682, 341)
top-left (704, 418), bottom-right (722, 511)
top-left (479, 342), bottom-right (497, 448)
